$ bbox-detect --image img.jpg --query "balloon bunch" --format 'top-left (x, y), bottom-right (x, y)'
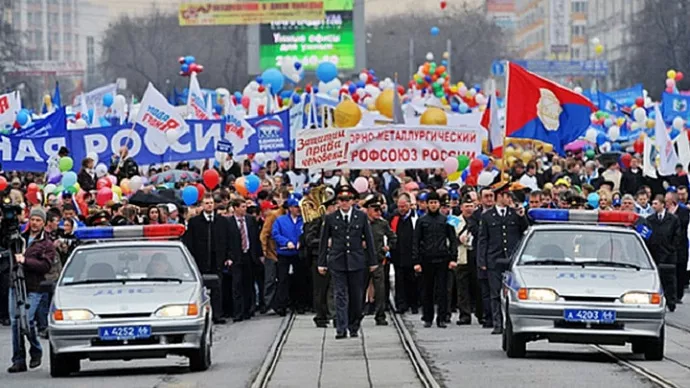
top-left (591, 38), bottom-right (604, 56)
top-left (443, 154), bottom-right (488, 186)
top-left (235, 174), bottom-right (262, 197)
top-left (14, 109), bottom-right (32, 129)
top-left (665, 69), bottom-right (684, 94)
top-left (179, 56), bottom-right (204, 77)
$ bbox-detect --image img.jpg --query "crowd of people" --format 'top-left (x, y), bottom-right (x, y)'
top-left (2, 143), bottom-right (690, 370)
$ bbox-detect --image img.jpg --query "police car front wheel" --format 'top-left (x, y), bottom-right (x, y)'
top-left (49, 344), bottom-right (80, 377)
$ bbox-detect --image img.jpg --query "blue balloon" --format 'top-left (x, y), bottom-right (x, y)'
top-left (181, 63), bottom-right (190, 73)
top-left (182, 185), bottom-right (199, 206)
top-left (214, 104), bottom-right (223, 114)
top-left (670, 128), bottom-right (680, 139)
top-left (304, 94), bottom-right (311, 103)
top-left (102, 93), bottom-right (114, 108)
top-left (256, 76), bottom-right (263, 85)
top-left (611, 142), bottom-right (622, 151)
top-left (294, 61), bottom-right (302, 70)
top-left (451, 102), bottom-right (459, 112)
top-left (430, 26), bottom-right (440, 36)
top-left (473, 84), bottom-right (482, 92)
top-left (459, 103), bottom-right (469, 114)
top-left (99, 117), bottom-right (111, 127)
top-left (356, 81), bottom-right (365, 88)
top-left (596, 132), bottom-right (608, 145)
top-left (348, 84), bottom-right (357, 94)
top-left (87, 109), bottom-right (94, 124)
top-left (587, 193), bottom-right (600, 209)
top-left (313, 87), bottom-right (319, 94)
top-left (245, 174), bottom-right (261, 194)
top-left (261, 68), bottom-right (284, 94)
top-left (425, 75), bottom-right (432, 83)
top-left (61, 171), bottom-right (77, 187)
top-left (369, 69), bottom-right (376, 75)
top-left (477, 154), bottom-right (490, 167)
top-left (292, 94), bottom-right (301, 104)
top-left (184, 56), bottom-right (196, 65)
top-left (234, 91), bottom-right (243, 101)
top-left (649, 111), bottom-right (656, 119)
top-left (604, 118), bottom-right (613, 127)
top-left (461, 169), bottom-right (469, 181)
top-left (441, 60), bottom-right (448, 66)
top-left (315, 61), bottom-right (338, 83)
top-left (16, 110), bottom-right (29, 126)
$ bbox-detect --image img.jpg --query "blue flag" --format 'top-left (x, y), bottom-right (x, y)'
top-left (53, 82), bottom-right (62, 108)
top-left (661, 92), bottom-right (690, 123)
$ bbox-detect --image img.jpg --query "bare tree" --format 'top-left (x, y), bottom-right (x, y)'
top-left (100, 7), bottom-right (248, 97)
top-left (0, 18), bottom-right (24, 81)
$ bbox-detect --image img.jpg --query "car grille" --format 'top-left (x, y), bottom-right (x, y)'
top-left (97, 313), bottom-right (152, 319)
top-left (91, 337), bottom-right (160, 346)
top-left (561, 296), bottom-right (617, 303)
top-left (554, 320), bottom-right (624, 330)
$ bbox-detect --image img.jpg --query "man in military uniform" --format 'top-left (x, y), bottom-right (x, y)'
top-left (306, 193), bottom-right (336, 328)
top-left (477, 182), bottom-right (529, 334)
top-left (448, 194), bottom-right (478, 325)
top-left (318, 186), bottom-right (377, 339)
top-left (363, 195), bottom-right (397, 326)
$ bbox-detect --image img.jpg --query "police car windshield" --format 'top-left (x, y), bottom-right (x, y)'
top-left (518, 230), bottom-right (653, 269)
top-left (60, 247), bottom-right (197, 285)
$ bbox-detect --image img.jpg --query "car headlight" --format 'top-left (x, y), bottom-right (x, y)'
top-left (621, 292), bottom-right (661, 305)
top-left (53, 309), bottom-right (95, 321)
top-left (517, 288), bottom-right (558, 302)
top-left (155, 304), bottom-right (199, 318)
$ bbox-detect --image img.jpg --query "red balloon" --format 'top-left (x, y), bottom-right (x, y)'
top-left (620, 153), bottom-right (632, 169)
top-left (257, 105), bottom-right (265, 116)
top-left (196, 183), bottom-right (206, 201)
top-left (397, 85), bottom-right (405, 95)
top-left (666, 87), bottom-right (674, 93)
top-left (189, 63), bottom-right (199, 73)
top-left (97, 177), bottom-right (112, 190)
top-left (258, 85), bottom-right (266, 93)
top-left (633, 139), bottom-right (644, 154)
top-left (27, 183), bottom-right (39, 194)
top-left (465, 175), bottom-right (477, 186)
top-left (440, 0), bottom-right (447, 9)
top-left (676, 72), bottom-right (684, 82)
top-left (0, 176), bottom-right (7, 191)
top-left (26, 191), bottom-right (40, 206)
top-left (635, 97), bottom-right (644, 107)
top-left (241, 96), bottom-right (250, 109)
top-left (96, 187), bottom-right (112, 207)
top-left (75, 112), bottom-right (82, 119)
top-left (196, 65), bottom-right (204, 73)
top-left (203, 169), bottom-right (220, 190)
top-left (469, 158), bottom-right (483, 175)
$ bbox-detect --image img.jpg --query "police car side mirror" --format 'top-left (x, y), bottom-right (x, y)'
top-left (202, 274), bottom-right (219, 288)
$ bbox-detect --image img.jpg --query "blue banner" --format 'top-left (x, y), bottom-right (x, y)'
top-left (606, 84), bottom-right (643, 107)
top-left (597, 92), bottom-right (622, 117)
top-left (509, 60), bottom-right (608, 77)
top-left (243, 109), bottom-right (291, 154)
top-left (1, 109), bottom-right (68, 171)
top-left (661, 92), bottom-right (690, 123)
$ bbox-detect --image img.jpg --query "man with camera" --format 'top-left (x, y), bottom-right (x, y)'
top-left (7, 208), bottom-right (56, 373)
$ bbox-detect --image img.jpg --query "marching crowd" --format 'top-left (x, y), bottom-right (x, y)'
top-left (2, 144), bottom-right (690, 370)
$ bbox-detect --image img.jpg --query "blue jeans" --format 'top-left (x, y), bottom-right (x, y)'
top-left (36, 292), bottom-right (50, 331)
top-left (9, 290), bottom-right (43, 365)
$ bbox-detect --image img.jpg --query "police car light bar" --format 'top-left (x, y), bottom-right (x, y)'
top-left (528, 209), bottom-right (639, 225)
top-left (74, 224), bottom-right (186, 241)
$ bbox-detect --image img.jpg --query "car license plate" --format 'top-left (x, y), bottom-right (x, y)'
top-left (98, 325), bottom-right (151, 341)
top-left (563, 309), bottom-right (616, 323)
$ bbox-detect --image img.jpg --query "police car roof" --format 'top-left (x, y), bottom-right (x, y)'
top-left (74, 240), bottom-right (187, 251)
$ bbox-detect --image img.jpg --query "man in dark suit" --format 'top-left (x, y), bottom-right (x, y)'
top-left (666, 191), bottom-right (690, 302)
top-left (228, 199), bottom-right (264, 322)
top-left (184, 193), bottom-right (232, 324)
top-left (318, 185), bottom-right (377, 339)
top-left (647, 195), bottom-right (682, 311)
top-left (477, 182), bottom-right (529, 334)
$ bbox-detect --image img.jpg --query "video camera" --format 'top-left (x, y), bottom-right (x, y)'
top-left (1, 197), bottom-right (24, 253)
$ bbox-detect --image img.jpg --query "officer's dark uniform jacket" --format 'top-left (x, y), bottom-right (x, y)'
top-left (411, 211), bottom-right (458, 265)
top-left (477, 206), bottom-right (529, 270)
top-left (318, 209), bottom-right (377, 271)
top-left (645, 212), bottom-right (682, 265)
top-left (370, 218), bottom-right (397, 264)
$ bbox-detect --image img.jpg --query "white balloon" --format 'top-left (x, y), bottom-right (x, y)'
top-left (279, 151), bottom-right (290, 158)
top-left (574, 86), bottom-right (583, 94)
top-left (585, 128), bottom-right (598, 143)
top-left (469, 88), bottom-right (477, 97)
top-left (95, 163), bottom-right (108, 178)
top-left (364, 84), bottom-right (380, 98)
top-left (607, 125), bottom-right (620, 141)
top-left (165, 129), bottom-right (181, 144)
top-left (215, 88), bottom-right (230, 99)
top-left (591, 37), bottom-right (600, 45)
top-left (673, 116), bottom-right (685, 130)
top-left (644, 97), bottom-right (653, 107)
top-left (600, 141), bottom-right (612, 153)
top-left (254, 153), bottom-right (266, 164)
top-left (356, 88), bottom-right (367, 97)
top-left (112, 94), bottom-right (127, 115)
top-left (359, 72), bottom-right (368, 82)
top-left (130, 175), bottom-right (143, 192)
top-left (633, 107), bottom-right (647, 122)
top-left (426, 52), bottom-right (434, 61)
top-left (43, 184), bottom-right (56, 195)
top-left (86, 152), bottom-right (99, 165)
top-left (477, 171), bottom-right (494, 187)
top-left (281, 57), bottom-right (304, 84)
top-left (73, 118), bottom-right (88, 129)
top-left (630, 122), bottom-right (641, 130)
top-left (475, 93), bottom-right (486, 105)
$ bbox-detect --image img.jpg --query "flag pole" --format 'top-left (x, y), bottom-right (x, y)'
top-left (500, 62), bottom-right (510, 183)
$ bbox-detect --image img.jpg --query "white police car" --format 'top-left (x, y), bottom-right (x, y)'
top-left (501, 209), bottom-right (665, 360)
top-left (48, 225), bottom-right (213, 377)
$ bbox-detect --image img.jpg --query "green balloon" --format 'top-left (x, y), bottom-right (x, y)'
top-left (54, 185), bottom-right (64, 194)
top-left (58, 156), bottom-right (73, 172)
top-left (457, 154), bottom-right (470, 171)
top-left (67, 185), bottom-right (78, 194)
top-left (585, 149), bottom-right (595, 159)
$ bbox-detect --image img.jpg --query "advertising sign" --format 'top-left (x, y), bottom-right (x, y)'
top-left (259, 0), bottom-right (355, 71)
top-left (179, 1), bottom-right (325, 26)
top-left (549, 0), bottom-right (570, 53)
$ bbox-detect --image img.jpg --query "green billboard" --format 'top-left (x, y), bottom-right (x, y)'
top-left (259, 0), bottom-right (356, 71)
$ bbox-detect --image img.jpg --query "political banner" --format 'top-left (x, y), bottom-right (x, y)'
top-left (346, 126), bottom-right (482, 169)
top-left (607, 84), bottom-right (643, 107)
top-left (179, 1), bottom-right (325, 26)
top-left (136, 83), bottom-right (188, 151)
top-left (72, 83), bottom-right (117, 118)
top-left (661, 92), bottom-right (690, 123)
top-left (295, 128), bottom-right (348, 170)
top-left (0, 92), bottom-right (21, 127)
top-left (242, 109), bottom-right (291, 154)
top-left (1, 109), bottom-right (69, 171)
top-left (187, 72), bottom-right (209, 120)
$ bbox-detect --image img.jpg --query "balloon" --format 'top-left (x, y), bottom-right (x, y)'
top-left (673, 116), bottom-right (685, 130)
top-left (203, 169), bottom-right (220, 189)
top-left (469, 158), bottom-right (483, 175)
top-left (241, 96), bottom-right (250, 110)
top-left (443, 157), bottom-right (459, 174)
top-left (26, 191), bottom-right (40, 206)
top-left (430, 26), bottom-right (440, 36)
top-left (667, 69), bottom-right (677, 80)
top-left (635, 97), bottom-right (644, 107)
top-left (120, 178), bottom-right (131, 195)
top-left (107, 175), bottom-right (117, 186)
top-left (587, 193), bottom-right (600, 209)
top-left (245, 174), bottom-right (261, 194)
top-left (315, 61), bottom-right (338, 83)
top-left (633, 139), bottom-right (644, 154)
top-left (130, 175), bottom-right (143, 192)
top-left (448, 171), bottom-right (460, 181)
top-left (353, 177), bottom-right (368, 193)
top-left (585, 128), bottom-right (598, 143)
top-left (111, 185), bottom-right (122, 198)
top-left (585, 149), bottom-right (596, 159)
top-left (185, 55), bottom-right (196, 65)
top-left (0, 176), bottom-right (7, 191)
top-left (574, 86), bottom-right (583, 94)
top-left (95, 163), bottom-right (108, 178)
top-left (182, 185), bottom-right (199, 206)
top-left (97, 177), bottom-right (112, 190)
top-left (458, 103), bottom-right (469, 114)
top-left (196, 183), bottom-right (206, 201)
top-left (26, 183), bottom-right (39, 194)
top-left (103, 93), bottom-right (114, 107)
top-left (334, 98), bottom-right (362, 128)
top-left (620, 153), bottom-right (632, 169)
top-left (261, 68), bottom-right (285, 94)
top-left (457, 154), bottom-right (470, 171)
top-left (58, 156), bottom-right (74, 172)
top-left (465, 175), bottom-right (478, 186)
top-left (676, 72), bottom-right (685, 82)
top-left (96, 187), bottom-right (112, 207)
top-left (43, 184), bottom-right (56, 195)
top-left (461, 169), bottom-right (469, 181)
top-left (235, 177), bottom-right (249, 197)
top-left (477, 154), bottom-right (490, 168)
top-left (520, 151), bottom-right (535, 164)
top-left (603, 118), bottom-right (613, 128)
top-left (666, 78), bottom-right (676, 89)
top-left (608, 125), bottom-right (620, 141)
top-left (16, 110), bottom-right (29, 126)
top-left (633, 107), bottom-right (647, 122)
top-left (594, 44), bottom-right (604, 56)
top-left (61, 171), bottom-right (77, 187)
top-left (375, 89), bottom-right (396, 118)
top-left (420, 107), bottom-right (447, 125)
top-left (281, 57), bottom-right (304, 84)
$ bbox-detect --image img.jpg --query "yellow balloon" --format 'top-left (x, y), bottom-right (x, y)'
top-left (112, 185), bottom-right (122, 197)
top-left (367, 103), bottom-right (376, 111)
top-left (450, 86), bottom-right (458, 94)
top-left (494, 159), bottom-right (504, 171)
top-left (542, 143), bottom-right (554, 153)
top-left (646, 119), bottom-right (655, 129)
top-left (375, 89), bottom-right (395, 118)
top-left (420, 107), bottom-right (447, 125)
top-left (448, 171), bottom-right (460, 181)
top-left (594, 44), bottom-right (604, 55)
top-left (504, 146), bottom-right (516, 158)
top-left (73, 183), bottom-right (80, 192)
top-left (334, 98), bottom-right (362, 128)
top-left (507, 156), bottom-right (517, 167)
top-left (440, 96), bottom-right (448, 105)
top-left (520, 151), bottom-right (535, 164)
top-left (667, 70), bottom-right (677, 80)
top-left (616, 117), bottom-right (626, 126)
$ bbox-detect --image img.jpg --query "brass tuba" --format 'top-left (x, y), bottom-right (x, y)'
top-left (299, 185), bottom-right (334, 223)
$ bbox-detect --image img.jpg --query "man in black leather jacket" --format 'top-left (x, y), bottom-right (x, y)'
top-left (412, 191), bottom-right (458, 328)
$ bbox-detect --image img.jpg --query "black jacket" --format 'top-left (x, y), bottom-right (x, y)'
top-left (620, 169), bottom-right (644, 196)
top-left (672, 206), bottom-right (690, 265)
top-left (77, 169), bottom-right (96, 192)
top-left (412, 211), bottom-right (458, 265)
top-left (318, 209), bottom-right (376, 272)
top-left (302, 217), bottom-right (324, 263)
top-left (477, 207), bottom-right (529, 270)
top-left (389, 211), bottom-right (417, 268)
top-left (21, 229), bottom-right (55, 293)
top-left (183, 213), bottom-right (232, 273)
top-left (645, 212), bottom-right (682, 265)
top-left (227, 215), bottom-right (263, 264)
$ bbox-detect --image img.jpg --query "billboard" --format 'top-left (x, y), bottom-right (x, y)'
top-left (486, 0), bottom-right (515, 13)
top-left (179, 1), bottom-right (325, 26)
top-left (258, 0), bottom-right (355, 71)
top-left (549, 0), bottom-right (570, 53)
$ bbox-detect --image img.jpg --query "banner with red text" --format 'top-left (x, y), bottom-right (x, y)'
top-left (295, 128), bottom-right (348, 170)
top-left (347, 126), bottom-right (482, 169)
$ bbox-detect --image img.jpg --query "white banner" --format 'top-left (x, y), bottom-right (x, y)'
top-left (295, 128), bottom-right (348, 170)
top-left (136, 83), bottom-right (188, 154)
top-left (347, 125), bottom-right (482, 169)
top-left (73, 83), bottom-right (117, 118)
top-left (0, 92), bottom-right (20, 126)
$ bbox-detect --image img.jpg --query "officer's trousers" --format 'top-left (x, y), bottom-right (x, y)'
top-left (488, 269), bottom-right (503, 329)
top-left (366, 265), bottom-right (386, 322)
top-left (421, 262), bottom-right (448, 324)
top-left (312, 260), bottom-right (334, 324)
top-left (331, 269), bottom-right (366, 334)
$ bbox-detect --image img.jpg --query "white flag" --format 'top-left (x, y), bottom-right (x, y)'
top-left (205, 93), bottom-right (214, 118)
top-left (643, 136), bottom-right (657, 179)
top-left (676, 130), bottom-right (690, 174)
top-left (654, 104), bottom-right (679, 176)
top-left (0, 92), bottom-right (20, 126)
top-left (136, 83), bottom-right (188, 154)
top-left (186, 72), bottom-right (209, 120)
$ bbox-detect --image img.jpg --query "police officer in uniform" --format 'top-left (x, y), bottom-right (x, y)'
top-left (477, 182), bottom-right (528, 334)
top-left (318, 186), bottom-right (377, 339)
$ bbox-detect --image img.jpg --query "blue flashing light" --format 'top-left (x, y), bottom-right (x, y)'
top-left (528, 208), bottom-right (569, 222)
top-left (74, 227), bottom-right (114, 240)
